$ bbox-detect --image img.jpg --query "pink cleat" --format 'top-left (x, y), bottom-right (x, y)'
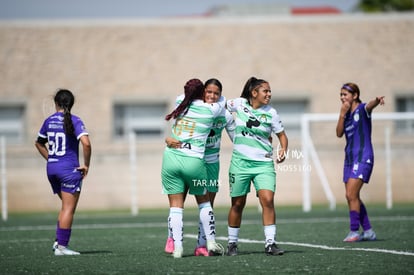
top-left (194, 246), bottom-right (210, 257)
top-left (165, 237), bottom-right (174, 254)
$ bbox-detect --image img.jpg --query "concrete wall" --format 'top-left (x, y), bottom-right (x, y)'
top-left (1, 13), bottom-right (413, 212)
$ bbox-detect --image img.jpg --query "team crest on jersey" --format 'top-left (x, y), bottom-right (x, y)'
top-left (259, 114), bottom-right (267, 123)
top-left (353, 112), bottom-right (360, 122)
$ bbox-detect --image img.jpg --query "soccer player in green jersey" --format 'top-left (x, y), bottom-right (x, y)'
top-left (226, 77), bottom-right (288, 256)
top-left (164, 78), bottom-right (235, 256)
top-left (161, 78), bottom-right (226, 258)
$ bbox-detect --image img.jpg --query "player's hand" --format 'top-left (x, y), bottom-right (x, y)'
top-left (376, 96), bottom-right (385, 105)
top-left (166, 137), bottom-right (182, 148)
top-left (77, 166), bottom-right (89, 179)
top-left (276, 149), bottom-right (286, 164)
top-left (340, 101), bottom-right (351, 115)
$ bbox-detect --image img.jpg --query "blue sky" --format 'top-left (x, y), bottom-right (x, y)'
top-left (0, 0), bottom-right (360, 20)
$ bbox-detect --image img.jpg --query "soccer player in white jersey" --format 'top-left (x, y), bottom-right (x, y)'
top-left (164, 79), bottom-right (235, 256)
top-left (225, 77), bottom-right (288, 256)
top-left (35, 89), bottom-right (91, 256)
top-left (161, 78), bottom-right (227, 258)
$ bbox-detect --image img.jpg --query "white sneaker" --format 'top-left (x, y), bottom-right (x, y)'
top-left (54, 246), bottom-right (80, 256)
top-left (52, 241), bottom-right (58, 251)
top-left (343, 231), bottom-right (360, 242)
top-left (207, 240), bottom-right (224, 256)
top-left (172, 247), bottom-right (183, 258)
top-left (361, 229), bottom-right (377, 241)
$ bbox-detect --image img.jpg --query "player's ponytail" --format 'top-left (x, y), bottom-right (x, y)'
top-left (165, 79), bottom-right (204, 121)
top-left (54, 89), bottom-right (75, 135)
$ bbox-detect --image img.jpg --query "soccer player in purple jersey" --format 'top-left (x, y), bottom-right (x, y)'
top-left (336, 82), bottom-right (384, 242)
top-left (35, 89), bottom-right (91, 255)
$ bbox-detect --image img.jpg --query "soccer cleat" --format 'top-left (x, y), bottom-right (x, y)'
top-left (265, 243), bottom-right (284, 256)
top-left (206, 240), bottom-right (225, 256)
top-left (343, 231), bottom-right (361, 242)
top-left (54, 246), bottom-right (80, 256)
top-left (194, 246), bottom-right (210, 257)
top-left (226, 242), bottom-right (238, 256)
top-left (52, 241), bottom-right (58, 251)
top-left (172, 247), bottom-right (183, 258)
top-left (164, 237), bottom-right (174, 254)
top-left (360, 229), bottom-right (377, 241)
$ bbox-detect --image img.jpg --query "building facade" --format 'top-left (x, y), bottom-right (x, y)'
top-left (0, 13), bottom-right (413, 212)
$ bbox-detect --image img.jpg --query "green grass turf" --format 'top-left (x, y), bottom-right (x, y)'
top-left (1, 204), bottom-right (413, 274)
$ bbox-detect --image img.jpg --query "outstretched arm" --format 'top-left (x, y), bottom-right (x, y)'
top-left (366, 96), bottom-right (385, 113)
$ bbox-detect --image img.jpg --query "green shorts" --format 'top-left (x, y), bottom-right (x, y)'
top-left (228, 155), bottom-right (276, 197)
top-left (206, 161), bottom-right (220, 193)
top-left (161, 149), bottom-right (208, 196)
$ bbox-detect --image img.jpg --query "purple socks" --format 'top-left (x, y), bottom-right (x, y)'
top-left (56, 222), bottom-right (72, 247)
top-left (349, 203), bottom-right (372, 231)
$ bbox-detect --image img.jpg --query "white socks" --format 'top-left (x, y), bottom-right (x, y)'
top-left (199, 202), bottom-right (216, 242)
top-left (169, 207), bottom-right (183, 249)
top-left (264, 224), bottom-right (276, 246)
top-left (228, 226), bottom-right (240, 243)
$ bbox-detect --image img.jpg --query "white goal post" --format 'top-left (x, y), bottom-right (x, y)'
top-left (1, 136), bottom-right (7, 221)
top-left (301, 112), bottom-right (414, 212)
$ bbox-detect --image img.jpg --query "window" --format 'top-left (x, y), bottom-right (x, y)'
top-left (395, 95), bottom-right (414, 134)
top-left (113, 101), bottom-right (168, 140)
top-left (0, 104), bottom-right (25, 143)
top-left (270, 98), bottom-right (309, 137)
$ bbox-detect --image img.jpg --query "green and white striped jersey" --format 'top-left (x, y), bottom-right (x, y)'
top-left (167, 95), bottom-right (226, 159)
top-left (204, 108), bottom-right (235, 164)
top-left (227, 97), bottom-right (284, 162)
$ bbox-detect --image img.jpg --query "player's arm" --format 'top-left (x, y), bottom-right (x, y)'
top-left (224, 110), bottom-right (236, 142)
top-left (78, 135), bottom-right (91, 178)
top-left (336, 102), bottom-right (350, 138)
top-left (35, 136), bottom-right (48, 161)
top-left (365, 96), bottom-right (385, 113)
top-left (165, 136), bottom-right (182, 148)
top-left (275, 131), bottom-right (288, 164)
top-left (209, 96), bottom-right (226, 117)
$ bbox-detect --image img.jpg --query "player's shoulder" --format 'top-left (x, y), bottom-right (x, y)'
top-left (260, 104), bottom-right (277, 114)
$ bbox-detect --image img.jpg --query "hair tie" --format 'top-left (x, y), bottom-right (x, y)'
top-left (342, 84), bottom-right (354, 93)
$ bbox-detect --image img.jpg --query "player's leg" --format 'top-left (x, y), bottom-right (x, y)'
top-left (357, 164), bottom-right (376, 241)
top-left (255, 168), bottom-right (284, 256)
top-left (194, 162), bottom-right (219, 256)
top-left (161, 150), bottom-right (187, 257)
top-left (167, 193), bottom-right (185, 258)
top-left (194, 193), bottom-right (224, 256)
top-left (55, 191), bottom-right (81, 255)
top-left (165, 186), bottom-right (188, 254)
top-left (343, 177), bottom-right (364, 242)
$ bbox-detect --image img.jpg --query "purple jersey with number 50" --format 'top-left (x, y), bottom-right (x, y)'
top-left (38, 112), bottom-right (88, 167)
top-left (38, 112), bottom-right (88, 193)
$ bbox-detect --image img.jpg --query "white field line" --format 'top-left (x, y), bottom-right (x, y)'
top-left (1, 216), bottom-right (413, 256)
top-left (184, 234), bottom-right (414, 257)
top-left (1, 215), bottom-right (413, 232)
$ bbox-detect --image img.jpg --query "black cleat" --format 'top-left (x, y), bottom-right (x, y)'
top-left (265, 243), bottom-right (284, 256)
top-left (226, 242), bottom-right (238, 256)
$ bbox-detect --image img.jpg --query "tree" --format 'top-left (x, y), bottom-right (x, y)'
top-left (359, 0), bottom-right (414, 12)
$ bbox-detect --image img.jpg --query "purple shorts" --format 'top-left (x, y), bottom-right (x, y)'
top-left (343, 162), bottom-right (373, 184)
top-left (47, 164), bottom-right (83, 194)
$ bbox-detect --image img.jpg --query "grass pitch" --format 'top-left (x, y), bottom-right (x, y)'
top-left (1, 204), bottom-right (413, 274)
